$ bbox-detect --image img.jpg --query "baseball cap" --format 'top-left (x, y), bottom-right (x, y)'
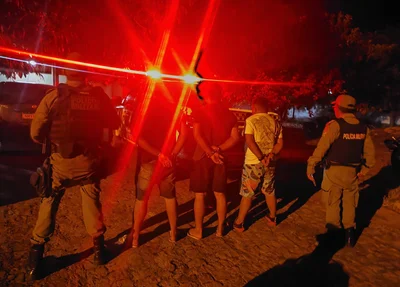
top-left (331, 94), bottom-right (356, 110)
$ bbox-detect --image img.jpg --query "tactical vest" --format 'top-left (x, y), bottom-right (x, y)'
top-left (325, 118), bottom-right (367, 165)
top-left (49, 84), bottom-right (104, 158)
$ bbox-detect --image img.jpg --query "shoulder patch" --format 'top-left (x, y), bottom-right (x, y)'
top-left (322, 119), bottom-right (340, 136)
top-left (322, 120), bottom-right (335, 136)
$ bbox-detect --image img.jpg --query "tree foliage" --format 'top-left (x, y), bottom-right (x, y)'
top-left (0, 0), bottom-right (399, 113)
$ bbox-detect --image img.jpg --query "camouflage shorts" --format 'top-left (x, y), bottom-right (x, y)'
top-left (239, 162), bottom-right (276, 198)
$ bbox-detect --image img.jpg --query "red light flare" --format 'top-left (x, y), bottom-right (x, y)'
top-left (96, 0), bottom-right (181, 219)
top-left (189, 0), bottom-right (221, 72)
top-left (132, 2), bottom-right (183, 207)
top-left (106, 0), bottom-right (153, 67)
top-left (204, 77), bottom-right (307, 87)
top-left (109, 1), bottom-right (181, 215)
top-left (152, 0), bottom-right (222, 194)
top-left (0, 46), bottom-right (147, 77)
top-left (0, 46), bottom-right (307, 87)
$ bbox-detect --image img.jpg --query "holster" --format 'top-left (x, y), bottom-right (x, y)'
top-left (322, 159), bottom-right (331, 170)
top-left (30, 158), bottom-right (53, 198)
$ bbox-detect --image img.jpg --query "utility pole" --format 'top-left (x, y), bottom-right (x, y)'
top-left (52, 65), bottom-right (59, 86)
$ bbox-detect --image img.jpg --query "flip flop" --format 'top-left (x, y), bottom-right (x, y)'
top-left (132, 237), bottom-right (139, 248)
top-left (216, 221), bottom-right (230, 237)
top-left (169, 231), bottom-right (177, 244)
top-left (233, 220), bottom-right (245, 233)
top-left (265, 214), bottom-right (277, 227)
top-left (187, 230), bottom-right (201, 241)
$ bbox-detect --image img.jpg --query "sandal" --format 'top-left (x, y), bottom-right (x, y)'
top-left (132, 235), bottom-right (139, 248)
top-left (265, 214), bottom-right (277, 227)
top-left (187, 229), bottom-right (202, 240)
top-left (216, 221), bottom-right (230, 237)
top-left (169, 231), bottom-right (177, 243)
top-left (233, 219), bottom-right (245, 233)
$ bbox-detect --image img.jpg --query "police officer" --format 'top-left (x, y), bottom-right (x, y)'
top-left (307, 94), bottom-right (375, 247)
top-left (27, 52), bottom-right (121, 279)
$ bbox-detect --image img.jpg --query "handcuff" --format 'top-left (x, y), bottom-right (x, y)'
top-left (207, 146), bottom-right (221, 158)
top-left (258, 152), bottom-right (276, 162)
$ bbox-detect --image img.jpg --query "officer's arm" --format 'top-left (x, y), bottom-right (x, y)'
top-left (171, 121), bottom-right (189, 157)
top-left (306, 121), bottom-right (340, 175)
top-left (360, 128), bottom-right (376, 176)
top-left (30, 92), bottom-right (54, 144)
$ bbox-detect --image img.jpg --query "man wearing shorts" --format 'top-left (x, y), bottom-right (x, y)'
top-left (131, 91), bottom-right (189, 247)
top-left (234, 97), bottom-right (283, 231)
top-left (188, 83), bottom-right (240, 239)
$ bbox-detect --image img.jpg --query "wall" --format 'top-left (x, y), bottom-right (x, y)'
top-left (0, 72), bottom-right (66, 85)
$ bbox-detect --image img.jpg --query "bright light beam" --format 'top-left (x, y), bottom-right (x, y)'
top-left (0, 46), bottom-right (307, 87)
top-left (0, 46), bottom-right (147, 76)
top-left (146, 69), bottom-right (162, 79)
top-left (0, 55), bottom-right (126, 78)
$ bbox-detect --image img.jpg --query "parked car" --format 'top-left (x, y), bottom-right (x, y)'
top-left (0, 82), bottom-right (53, 152)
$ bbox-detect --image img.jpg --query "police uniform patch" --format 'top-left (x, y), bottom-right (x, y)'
top-left (322, 120), bottom-right (335, 136)
top-left (71, 95), bottom-right (100, 110)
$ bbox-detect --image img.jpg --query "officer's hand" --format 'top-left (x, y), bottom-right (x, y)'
top-left (158, 153), bottom-right (172, 168)
top-left (211, 152), bottom-right (224, 165)
top-left (307, 173), bottom-right (316, 186)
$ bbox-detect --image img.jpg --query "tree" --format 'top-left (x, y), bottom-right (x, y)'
top-left (328, 12), bottom-right (400, 108)
top-left (1, 0), bottom-right (398, 118)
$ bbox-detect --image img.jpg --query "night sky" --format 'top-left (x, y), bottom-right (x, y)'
top-left (325, 0), bottom-right (399, 31)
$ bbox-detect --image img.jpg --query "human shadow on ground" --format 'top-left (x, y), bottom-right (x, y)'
top-left (224, 159), bottom-right (319, 230)
top-left (0, 168), bottom-right (37, 206)
top-left (105, 195), bottom-right (223, 259)
top-left (356, 165), bottom-right (400, 243)
top-left (34, 248), bottom-right (93, 280)
top-left (0, 151), bottom-right (45, 205)
top-left (244, 231), bottom-right (349, 287)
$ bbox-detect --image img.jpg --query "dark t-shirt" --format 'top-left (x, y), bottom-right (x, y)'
top-left (139, 98), bottom-right (185, 164)
top-left (192, 102), bottom-right (238, 160)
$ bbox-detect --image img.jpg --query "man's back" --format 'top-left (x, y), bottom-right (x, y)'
top-left (192, 102), bottom-right (237, 161)
top-left (244, 113), bottom-right (282, 164)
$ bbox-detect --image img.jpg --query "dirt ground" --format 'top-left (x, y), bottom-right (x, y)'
top-left (0, 128), bottom-right (399, 287)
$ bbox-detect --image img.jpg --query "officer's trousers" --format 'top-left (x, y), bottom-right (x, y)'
top-left (31, 153), bottom-right (106, 244)
top-left (321, 166), bottom-right (359, 230)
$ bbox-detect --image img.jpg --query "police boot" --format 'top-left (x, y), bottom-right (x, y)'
top-left (93, 235), bottom-right (107, 266)
top-left (26, 244), bottom-right (44, 281)
top-left (345, 227), bottom-right (356, 248)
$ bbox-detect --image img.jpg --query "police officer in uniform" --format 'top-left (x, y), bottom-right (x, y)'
top-left (307, 94), bottom-right (375, 247)
top-left (27, 53), bottom-right (121, 279)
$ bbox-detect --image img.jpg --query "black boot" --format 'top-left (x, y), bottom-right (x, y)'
top-left (345, 227), bottom-right (356, 248)
top-left (26, 244), bottom-right (44, 281)
top-left (93, 235), bottom-right (107, 266)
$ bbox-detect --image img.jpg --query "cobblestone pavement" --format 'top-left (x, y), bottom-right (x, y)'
top-left (1, 134), bottom-right (400, 287)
